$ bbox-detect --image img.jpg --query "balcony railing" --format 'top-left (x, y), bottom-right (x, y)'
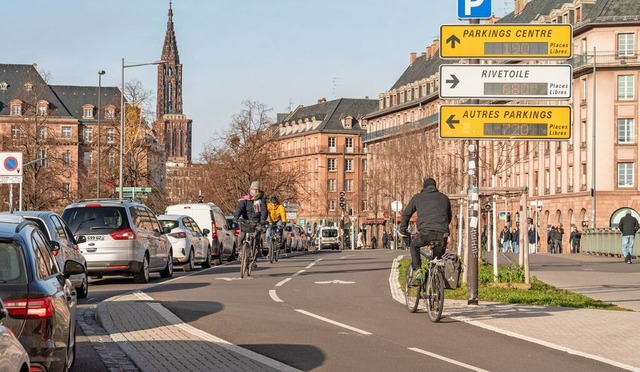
top-left (568, 51), bottom-right (640, 72)
top-left (362, 113), bottom-right (438, 143)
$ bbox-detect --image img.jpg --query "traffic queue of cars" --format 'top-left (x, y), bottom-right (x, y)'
top-left (0, 198), bottom-right (311, 371)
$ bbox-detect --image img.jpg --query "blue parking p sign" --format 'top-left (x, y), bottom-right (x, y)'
top-left (458, 0), bottom-right (492, 19)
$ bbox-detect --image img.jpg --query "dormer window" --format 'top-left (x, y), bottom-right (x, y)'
top-left (82, 104), bottom-right (95, 119)
top-left (24, 83), bottom-right (33, 91)
top-left (341, 115), bottom-right (353, 129)
top-left (9, 99), bottom-right (23, 116)
top-left (37, 100), bottom-right (49, 116)
top-left (105, 105), bottom-right (116, 119)
top-left (0, 82), bottom-right (8, 91)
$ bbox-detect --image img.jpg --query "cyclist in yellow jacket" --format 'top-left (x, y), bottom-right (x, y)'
top-left (266, 196), bottom-right (287, 247)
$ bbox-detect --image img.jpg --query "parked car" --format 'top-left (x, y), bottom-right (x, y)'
top-left (62, 199), bottom-right (173, 283)
top-left (319, 226), bottom-right (340, 250)
top-left (165, 203), bottom-right (236, 264)
top-left (283, 223), bottom-right (299, 252)
top-left (3, 211), bottom-right (89, 298)
top-left (0, 214), bottom-right (84, 371)
top-left (225, 216), bottom-right (239, 260)
top-left (157, 214), bottom-right (212, 271)
top-left (0, 299), bottom-right (29, 372)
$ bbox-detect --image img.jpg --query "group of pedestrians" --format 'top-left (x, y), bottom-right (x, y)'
top-left (498, 225), bottom-right (521, 253)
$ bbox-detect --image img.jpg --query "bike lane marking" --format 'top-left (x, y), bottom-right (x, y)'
top-left (269, 290), bottom-right (283, 303)
top-left (409, 348), bottom-right (489, 372)
top-left (276, 278), bottom-right (292, 287)
top-left (294, 309), bottom-right (372, 335)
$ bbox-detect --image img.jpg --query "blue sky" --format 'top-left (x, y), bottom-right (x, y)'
top-left (5, 0), bottom-right (513, 160)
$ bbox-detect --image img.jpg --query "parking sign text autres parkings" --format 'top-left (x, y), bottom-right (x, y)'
top-left (461, 109), bottom-right (554, 119)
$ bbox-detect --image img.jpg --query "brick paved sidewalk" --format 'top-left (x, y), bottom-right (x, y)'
top-left (96, 292), bottom-right (301, 372)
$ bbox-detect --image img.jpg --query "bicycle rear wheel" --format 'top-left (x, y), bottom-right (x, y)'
top-left (404, 266), bottom-right (421, 313)
top-left (240, 243), bottom-right (249, 278)
top-left (425, 268), bottom-right (445, 322)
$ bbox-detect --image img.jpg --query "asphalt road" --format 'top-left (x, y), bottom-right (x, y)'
top-left (141, 250), bottom-right (626, 371)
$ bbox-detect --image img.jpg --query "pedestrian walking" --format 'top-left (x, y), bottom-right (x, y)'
top-left (618, 210), bottom-right (639, 264)
top-left (548, 226), bottom-right (557, 253)
top-left (527, 224), bottom-right (539, 254)
top-left (499, 226), bottom-right (511, 253)
top-left (511, 224), bottom-right (520, 254)
top-left (382, 231), bottom-right (389, 249)
top-left (371, 235), bottom-right (377, 249)
top-left (569, 226), bottom-right (581, 254)
top-left (357, 230), bottom-right (364, 249)
top-left (556, 224), bottom-right (565, 254)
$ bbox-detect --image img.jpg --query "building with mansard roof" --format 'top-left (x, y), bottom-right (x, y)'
top-left (362, 0), bottom-right (640, 252)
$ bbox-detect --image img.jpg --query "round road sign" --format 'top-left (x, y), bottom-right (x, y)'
top-left (4, 156), bottom-right (18, 172)
top-left (391, 200), bottom-right (403, 212)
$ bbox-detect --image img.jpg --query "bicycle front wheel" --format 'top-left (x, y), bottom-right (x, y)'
top-left (240, 243), bottom-right (249, 279)
top-left (404, 266), bottom-right (421, 313)
top-left (425, 268), bottom-right (445, 322)
top-left (269, 240), bottom-right (275, 263)
top-left (247, 247), bottom-right (255, 276)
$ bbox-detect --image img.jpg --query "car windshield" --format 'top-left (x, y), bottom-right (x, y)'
top-left (0, 241), bottom-right (27, 284)
top-left (159, 220), bottom-right (178, 230)
top-left (62, 206), bottom-right (129, 235)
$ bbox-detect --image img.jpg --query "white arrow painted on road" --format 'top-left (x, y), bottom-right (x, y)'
top-left (215, 277), bottom-right (247, 281)
top-left (315, 280), bottom-right (355, 284)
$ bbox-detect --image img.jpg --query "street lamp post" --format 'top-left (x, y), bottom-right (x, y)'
top-left (97, 70), bottom-right (105, 199)
top-left (119, 59), bottom-right (165, 200)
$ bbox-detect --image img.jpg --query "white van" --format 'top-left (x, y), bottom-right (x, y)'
top-left (165, 203), bottom-right (236, 264)
top-left (318, 226), bottom-right (340, 250)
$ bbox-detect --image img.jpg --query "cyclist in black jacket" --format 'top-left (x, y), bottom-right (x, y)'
top-left (398, 177), bottom-right (452, 272)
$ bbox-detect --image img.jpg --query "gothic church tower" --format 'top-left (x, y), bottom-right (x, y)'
top-left (154, 1), bottom-right (192, 164)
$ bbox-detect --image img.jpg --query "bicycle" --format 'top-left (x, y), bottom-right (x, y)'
top-left (267, 223), bottom-right (282, 264)
top-left (238, 220), bottom-right (261, 278)
top-left (402, 234), bottom-right (447, 322)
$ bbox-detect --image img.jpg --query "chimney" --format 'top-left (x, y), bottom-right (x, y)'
top-left (317, 97), bottom-right (327, 104)
top-left (432, 39), bottom-right (440, 55)
top-left (410, 52), bottom-right (417, 64)
top-left (426, 45), bottom-right (432, 59)
top-left (515, 0), bottom-right (527, 16)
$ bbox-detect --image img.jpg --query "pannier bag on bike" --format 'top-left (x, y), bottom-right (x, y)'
top-left (239, 220), bottom-right (257, 234)
top-left (442, 252), bottom-right (462, 289)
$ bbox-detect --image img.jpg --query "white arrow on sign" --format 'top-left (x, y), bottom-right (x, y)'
top-left (315, 280), bottom-right (355, 284)
top-left (439, 64), bottom-right (572, 100)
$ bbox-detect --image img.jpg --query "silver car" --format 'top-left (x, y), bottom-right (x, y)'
top-left (0, 300), bottom-right (29, 372)
top-left (158, 214), bottom-right (211, 271)
top-left (4, 211), bottom-right (89, 298)
top-left (62, 200), bottom-right (173, 283)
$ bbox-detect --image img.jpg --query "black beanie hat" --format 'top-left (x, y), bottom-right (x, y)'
top-left (423, 177), bottom-right (436, 188)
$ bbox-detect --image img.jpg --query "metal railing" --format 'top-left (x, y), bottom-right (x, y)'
top-left (362, 113), bottom-right (438, 143)
top-left (581, 228), bottom-right (631, 257)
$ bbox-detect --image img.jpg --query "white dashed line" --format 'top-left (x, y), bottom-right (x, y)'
top-left (295, 309), bottom-right (372, 335)
top-left (269, 290), bottom-right (283, 303)
top-left (408, 348), bottom-right (490, 371)
top-left (293, 270), bottom-right (306, 277)
top-left (276, 278), bottom-right (292, 287)
top-left (305, 262), bottom-right (316, 269)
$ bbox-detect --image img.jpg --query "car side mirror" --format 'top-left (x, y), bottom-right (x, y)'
top-left (49, 241), bottom-right (61, 254)
top-left (76, 235), bottom-right (87, 244)
top-left (64, 259), bottom-right (85, 278)
top-left (202, 228), bottom-right (210, 236)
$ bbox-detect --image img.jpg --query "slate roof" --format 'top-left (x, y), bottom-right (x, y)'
top-left (279, 98), bottom-right (378, 136)
top-left (0, 64), bottom-right (72, 117)
top-left (578, 0), bottom-right (640, 28)
top-left (50, 85), bottom-right (122, 121)
top-left (390, 53), bottom-right (448, 91)
top-left (497, 0), bottom-right (567, 23)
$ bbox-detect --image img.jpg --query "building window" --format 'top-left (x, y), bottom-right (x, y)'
top-left (38, 149), bottom-right (47, 167)
top-left (328, 158), bottom-right (336, 171)
top-left (556, 167), bottom-right (562, 192)
top-left (362, 200), bottom-right (368, 211)
top-left (328, 179), bottom-right (336, 192)
top-left (61, 127), bottom-right (72, 137)
top-left (62, 151), bottom-right (71, 165)
top-left (106, 128), bottom-right (115, 143)
top-left (345, 159), bottom-right (353, 172)
top-left (84, 128), bottom-right (93, 142)
top-left (63, 183), bottom-right (70, 198)
top-left (362, 159), bottom-right (367, 173)
top-left (580, 121), bottom-right (587, 147)
top-left (581, 163), bottom-right (587, 190)
top-left (10, 104), bottom-right (21, 116)
top-left (617, 75), bottom-right (635, 100)
top-left (328, 200), bottom-right (336, 211)
top-left (581, 79), bottom-right (587, 104)
top-left (107, 152), bottom-right (116, 166)
top-left (568, 165), bottom-right (574, 191)
top-left (11, 126), bottom-right (20, 140)
top-left (618, 118), bottom-right (635, 144)
top-left (106, 108), bottom-right (114, 119)
top-left (345, 138), bottom-right (353, 149)
top-left (38, 127), bottom-right (47, 140)
top-left (328, 137), bottom-right (336, 151)
top-left (83, 107), bottom-right (94, 119)
top-left (83, 151), bottom-right (92, 167)
top-left (346, 179), bottom-right (353, 192)
top-left (38, 105), bottom-right (47, 116)
top-left (618, 163), bottom-right (634, 187)
top-left (618, 33), bottom-right (635, 57)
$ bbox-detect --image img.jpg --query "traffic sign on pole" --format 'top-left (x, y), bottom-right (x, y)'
top-left (439, 64), bottom-right (572, 99)
top-left (439, 105), bottom-right (572, 140)
top-left (440, 24), bottom-right (572, 59)
top-left (458, 0), bottom-right (492, 19)
top-left (0, 152), bottom-right (22, 177)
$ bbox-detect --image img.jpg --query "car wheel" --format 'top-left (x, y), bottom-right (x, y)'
top-left (76, 272), bottom-right (89, 299)
top-left (160, 251), bottom-right (174, 278)
top-left (228, 246), bottom-right (236, 262)
top-left (201, 246), bottom-right (212, 268)
top-left (134, 254), bottom-right (150, 283)
top-left (183, 249), bottom-right (194, 272)
top-left (214, 245), bottom-right (223, 265)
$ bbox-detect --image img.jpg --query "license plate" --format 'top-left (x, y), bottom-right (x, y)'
top-left (86, 235), bottom-right (104, 241)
